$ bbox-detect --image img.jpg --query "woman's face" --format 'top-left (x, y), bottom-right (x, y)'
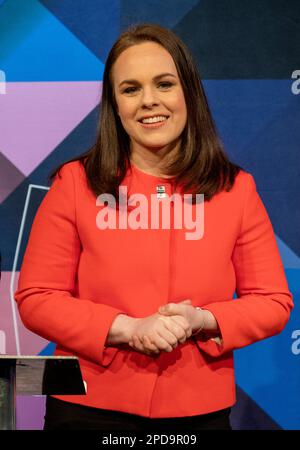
top-left (112, 42), bottom-right (187, 157)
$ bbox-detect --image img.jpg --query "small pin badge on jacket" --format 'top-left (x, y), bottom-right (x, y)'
top-left (156, 185), bottom-right (166, 199)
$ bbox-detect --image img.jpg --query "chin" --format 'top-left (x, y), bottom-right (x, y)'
top-left (141, 138), bottom-right (172, 146)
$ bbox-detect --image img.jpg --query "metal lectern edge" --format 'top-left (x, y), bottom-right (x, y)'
top-left (0, 355), bottom-right (86, 430)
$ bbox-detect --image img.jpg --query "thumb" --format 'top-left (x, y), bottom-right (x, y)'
top-left (179, 299), bottom-right (192, 305)
top-left (158, 302), bottom-right (181, 315)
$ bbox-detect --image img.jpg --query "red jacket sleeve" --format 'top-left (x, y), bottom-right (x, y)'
top-left (14, 163), bottom-right (125, 366)
top-left (195, 173), bottom-right (293, 356)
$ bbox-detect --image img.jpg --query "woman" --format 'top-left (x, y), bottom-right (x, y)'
top-left (14, 23), bottom-right (293, 431)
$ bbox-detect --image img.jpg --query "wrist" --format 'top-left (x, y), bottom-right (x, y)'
top-left (192, 307), bottom-right (206, 336)
top-left (192, 307), bottom-right (220, 336)
top-left (107, 314), bottom-right (138, 345)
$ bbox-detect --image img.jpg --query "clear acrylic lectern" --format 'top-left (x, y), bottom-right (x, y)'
top-left (0, 355), bottom-right (86, 430)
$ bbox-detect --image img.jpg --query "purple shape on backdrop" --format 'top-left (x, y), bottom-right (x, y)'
top-left (17, 395), bottom-right (46, 430)
top-left (0, 81), bottom-right (102, 176)
top-left (0, 272), bottom-right (50, 355)
top-left (0, 151), bottom-right (25, 203)
top-left (0, 272), bottom-right (17, 354)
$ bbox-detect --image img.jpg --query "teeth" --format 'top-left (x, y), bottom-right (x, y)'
top-left (141, 116), bottom-right (167, 124)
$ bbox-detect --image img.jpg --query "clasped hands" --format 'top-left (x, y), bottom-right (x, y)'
top-left (128, 299), bottom-right (204, 356)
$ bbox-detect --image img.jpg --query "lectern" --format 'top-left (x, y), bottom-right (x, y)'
top-left (0, 355), bottom-right (86, 430)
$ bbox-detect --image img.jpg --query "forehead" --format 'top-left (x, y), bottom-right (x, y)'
top-left (112, 42), bottom-right (178, 83)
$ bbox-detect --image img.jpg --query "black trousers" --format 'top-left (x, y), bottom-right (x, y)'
top-left (44, 396), bottom-right (232, 431)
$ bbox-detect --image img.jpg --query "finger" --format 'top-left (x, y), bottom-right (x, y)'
top-left (167, 316), bottom-right (192, 342)
top-left (171, 315), bottom-right (191, 332)
top-left (158, 299), bottom-right (191, 314)
top-left (142, 335), bottom-right (160, 354)
top-left (154, 329), bottom-right (179, 352)
top-left (185, 328), bottom-right (192, 339)
top-left (163, 320), bottom-right (186, 342)
top-left (158, 303), bottom-right (181, 316)
top-left (132, 335), bottom-right (158, 356)
top-left (131, 334), bottom-right (144, 351)
top-left (145, 331), bottom-right (174, 353)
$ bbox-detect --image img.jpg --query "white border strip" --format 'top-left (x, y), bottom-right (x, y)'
top-left (10, 184), bottom-right (49, 355)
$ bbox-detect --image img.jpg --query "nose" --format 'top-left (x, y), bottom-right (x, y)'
top-left (141, 86), bottom-right (159, 108)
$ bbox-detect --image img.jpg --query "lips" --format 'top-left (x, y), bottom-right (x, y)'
top-left (138, 115), bottom-right (169, 123)
top-left (138, 117), bottom-right (169, 128)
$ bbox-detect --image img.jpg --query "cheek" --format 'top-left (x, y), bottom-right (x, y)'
top-left (117, 102), bottom-right (138, 129)
top-left (117, 103), bottom-right (130, 120)
top-left (116, 105), bottom-right (138, 138)
top-left (169, 91), bottom-right (187, 117)
top-left (116, 108), bottom-right (132, 132)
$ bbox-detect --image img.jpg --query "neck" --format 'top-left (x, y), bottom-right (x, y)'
top-left (130, 143), bottom-right (179, 178)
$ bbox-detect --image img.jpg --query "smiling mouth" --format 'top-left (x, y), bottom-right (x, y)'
top-left (138, 115), bottom-right (169, 124)
top-left (138, 117), bottom-right (169, 129)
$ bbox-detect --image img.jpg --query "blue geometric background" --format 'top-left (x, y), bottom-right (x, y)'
top-left (0, 0), bottom-right (299, 429)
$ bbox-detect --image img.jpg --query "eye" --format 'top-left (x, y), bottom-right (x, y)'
top-left (158, 81), bottom-right (173, 89)
top-left (122, 86), bottom-right (138, 94)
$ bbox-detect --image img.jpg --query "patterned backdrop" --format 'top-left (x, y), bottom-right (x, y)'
top-left (0, 0), bottom-right (299, 430)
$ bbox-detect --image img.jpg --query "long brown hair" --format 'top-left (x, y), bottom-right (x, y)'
top-left (50, 23), bottom-right (242, 202)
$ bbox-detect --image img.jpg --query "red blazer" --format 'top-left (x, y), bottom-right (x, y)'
top-left (14, 161), bottom-right (293, 418)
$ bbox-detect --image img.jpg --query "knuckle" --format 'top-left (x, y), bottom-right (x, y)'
top-left (170, 336), bottom-right (178, 345)
top-left (161, 342), bottom-right (170, 351)
top-left (157, 316), bottom-right (167, 325)
top-left (175, 327), bottom-right (184, 337)
top-left (175, 328), bottom-right (184, 339)
top-left (182, 319), bottom-right (190, 329)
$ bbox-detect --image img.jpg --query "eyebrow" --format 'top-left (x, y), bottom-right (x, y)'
top-left (118, 73), bottom-right (177, 88)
